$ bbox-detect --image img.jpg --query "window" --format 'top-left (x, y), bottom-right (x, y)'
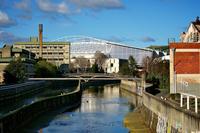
top-left (111, 63), bottom-right (113, 67)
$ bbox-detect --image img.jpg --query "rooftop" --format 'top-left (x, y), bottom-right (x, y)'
top-left (15, 42), bottom-right (70, 45)
top-left (192, 16), bottom-right (200, 32)
top-left (169, 42), bottom-right (200, 49)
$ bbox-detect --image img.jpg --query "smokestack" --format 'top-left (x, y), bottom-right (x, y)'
top-left (39, 24), bottom-right (43, 58)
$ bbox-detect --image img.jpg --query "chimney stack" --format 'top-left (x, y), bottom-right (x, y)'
top-left (39, 24), bottom-right (43, 58)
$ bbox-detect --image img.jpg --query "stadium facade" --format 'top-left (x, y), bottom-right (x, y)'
top-left (53, 36), bottom-right (160, 65)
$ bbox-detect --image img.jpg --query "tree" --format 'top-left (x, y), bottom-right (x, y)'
top-left (3, 58), bottom-right (27, 84)
top-left (94, 51), bottom-right (107, 70)
top-left (142, 56), bottom-right (169, 90)
top-left (34, 60), bottom-right (58, 77)
top-left (73, 56), bottom-right (90, 72)
top-left (128, 56), bottom-right (137, 76)
top-left (119, 62), bottom-right (130, 75)
top-left (90, 63), bottom-right (99, 73)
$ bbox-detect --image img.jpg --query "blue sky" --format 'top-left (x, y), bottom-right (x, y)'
top-left (0, 0), bottom-right (200, 48)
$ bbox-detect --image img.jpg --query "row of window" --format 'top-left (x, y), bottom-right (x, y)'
top-left (188, 32), bottom-right (199, 42)
top-left (47, 59), bottom-right (64, 61)
top-left (25, 46), bottom-right (64, 49)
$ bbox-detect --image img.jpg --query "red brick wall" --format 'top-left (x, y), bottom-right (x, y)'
top-left (174, 52), bottom-right (200, 74)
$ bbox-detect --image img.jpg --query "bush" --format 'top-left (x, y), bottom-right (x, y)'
top-left (3, 59), bottom-right (26, 84)
top-left (34, 60), bottom-right (58, 77)
top-left (119, 62), bottom-right (130, 75)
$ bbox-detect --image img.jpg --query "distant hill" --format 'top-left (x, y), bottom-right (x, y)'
top-left (147, 45), bottom-right (169, 53)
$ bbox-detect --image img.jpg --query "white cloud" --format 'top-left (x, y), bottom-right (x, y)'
top-left (69, 0), bottom-right (124, 11)
top-left (36, 0), bottom-right (124, 16)
top-left (0, 31), bottom-right (27, 44)
top-left (14, 0), bottom-right (30, 11)
top-left (141, 37), bottom-right (156, 43)
top-left (0, 11), bottom-right (15, 27)
top-left (36, 0), bottom-right (70, 15)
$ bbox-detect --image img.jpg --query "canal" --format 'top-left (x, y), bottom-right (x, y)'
top-left (20, 83), bottom-right (135, 133)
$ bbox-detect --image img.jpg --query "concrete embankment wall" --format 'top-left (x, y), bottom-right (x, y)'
top-left (0, 81), bottom-right (49, 104)
top-left (0, 81), bottom-right (81, 133)
top-left (143, 91), bottom-right (200, 133)
top-left (121, 79), bottom-right (200, 133)
top-left (120, 79), bottom-right (143, 96)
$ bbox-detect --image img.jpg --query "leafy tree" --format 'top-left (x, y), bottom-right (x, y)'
top-left (90, 63), bottom-right (99, 73)
top-left (143, 56), bottom-right (169, 90)
top-left (119, 62), bottom-right (130, 75)
top-left (34, 60), bottom-right (58, 77)
top-left (128, 56), bottom-right (137, 76)
top-left (3, 58), bottom-right (26, 84)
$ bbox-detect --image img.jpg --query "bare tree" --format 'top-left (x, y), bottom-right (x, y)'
top-left (94, 51), bottom-right (107, 70)
top-left (74, 56), bottom-right (90, 72)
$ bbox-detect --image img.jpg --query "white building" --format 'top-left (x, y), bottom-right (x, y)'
top-left (180, 17), bottom-right (200, 42)
top-left (104, 58), bottom-right (127, 73)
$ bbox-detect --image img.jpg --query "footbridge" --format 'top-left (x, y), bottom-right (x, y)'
top-left (28, 77), bottom-right (140, 82)
top-left (28, 74), bottom-right (142, 82)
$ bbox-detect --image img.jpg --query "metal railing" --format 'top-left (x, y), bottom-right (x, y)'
top-left (180, 93), bottom-right (200, 113)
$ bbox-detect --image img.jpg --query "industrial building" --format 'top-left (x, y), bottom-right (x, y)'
top-left (14, 24), bottom-right (70, 70)
top-left (0, 45), bottom-right (36, 83)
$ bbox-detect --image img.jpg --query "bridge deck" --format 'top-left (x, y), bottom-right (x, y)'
top-left (28, 78), bottom-right (141, 81)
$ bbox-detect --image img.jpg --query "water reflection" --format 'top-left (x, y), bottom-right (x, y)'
top-left (36, 84), bottom-right (132, 133)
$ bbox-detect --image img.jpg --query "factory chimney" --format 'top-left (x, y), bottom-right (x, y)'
top-left (39, 24), bottom-right (43, 58)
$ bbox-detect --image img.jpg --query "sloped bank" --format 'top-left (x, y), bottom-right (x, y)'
top-left (0, 80), bottom-right (82, 133)
top-left (0, 81), bottom-right (49, 105)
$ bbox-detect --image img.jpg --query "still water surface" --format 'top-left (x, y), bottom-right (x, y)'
top-left (23, 84), bottom-right (134, 133)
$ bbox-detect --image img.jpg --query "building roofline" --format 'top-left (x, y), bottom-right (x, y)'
top-left (169, 42), bottom-right (200, 49)
top-left (15, 42), bottom-right (70, 45)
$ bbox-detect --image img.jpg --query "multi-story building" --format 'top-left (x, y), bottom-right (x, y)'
top-left (169, 43), bottom-right (200, 96)
top-left (14, 37), bottom-right (70, 67)
top-left (104, 58), bottom-right (127, 73)
top-left (0, 45), bottom-right (36, 83)
top-left (180, 17), bottom-right (200, 42)
top-left (170, 17), bottom-right (200, 97)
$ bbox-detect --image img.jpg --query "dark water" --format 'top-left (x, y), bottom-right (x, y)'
top-left (22, 84), bottom-right (134, 133)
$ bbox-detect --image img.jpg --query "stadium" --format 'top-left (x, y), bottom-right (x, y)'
top-left (53, 35), bottom-right (161, 65)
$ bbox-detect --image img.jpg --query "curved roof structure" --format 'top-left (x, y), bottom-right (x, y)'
top-left (53, 35), bottom-right (155, 65)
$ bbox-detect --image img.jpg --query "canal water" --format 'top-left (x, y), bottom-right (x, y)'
top-left (21, 84), bottom-right (134, 133)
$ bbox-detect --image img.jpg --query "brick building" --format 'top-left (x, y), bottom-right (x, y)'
top-left (169, 43), bottom-right (200, 97)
